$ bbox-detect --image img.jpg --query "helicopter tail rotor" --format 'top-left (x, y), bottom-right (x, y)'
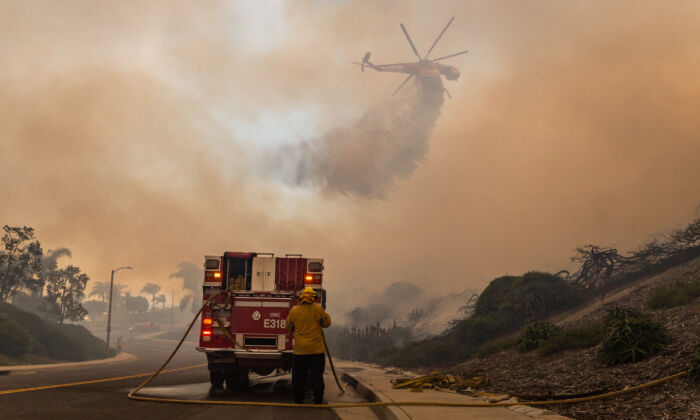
top-left (361, 52), bottom-right (371, 72)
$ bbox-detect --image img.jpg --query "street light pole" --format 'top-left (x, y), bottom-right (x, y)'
top-left (106, 266), bottom-right (133, 352)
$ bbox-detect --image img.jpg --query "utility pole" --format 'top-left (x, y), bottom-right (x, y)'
top-left (106, 266), bottom-right (133, 352)
top-left (171, 289), bottom-right (174, 329)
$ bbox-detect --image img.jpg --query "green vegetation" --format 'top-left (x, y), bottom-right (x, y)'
top-left (0, 317), bottom-right (31, 357)
top-left (647, 279), bottom-right (700, 309)
top-left (43, 265), bottom-right (89, 325)
top-left (476, 335), bottom-right (517, 357)
top-left (380, 271), bottom-right (587, 366)
top-left (0, 226), bottom-right (43, 301)
top-left (538, 320), bottom-right (604, 355)
top-left (689, 348), bottom-right (700, 386)
top-left (516, 321), bottom-right (561, 352)
top-left (1, 225), bottom-right (90, 324)
top-left (0, 302), bottom-right (114, 364)
top-left (599, 306), bottom-right (669, 366)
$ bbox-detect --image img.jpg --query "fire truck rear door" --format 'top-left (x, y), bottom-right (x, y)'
top-left (251, 256), bottom-right (276, 291)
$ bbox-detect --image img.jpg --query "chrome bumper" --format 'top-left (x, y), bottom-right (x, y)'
top-left (197, 347), bottom-right (292, 359)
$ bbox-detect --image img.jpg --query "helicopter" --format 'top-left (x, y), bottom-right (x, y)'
top-left (354, 17), bottom-right (468, 98)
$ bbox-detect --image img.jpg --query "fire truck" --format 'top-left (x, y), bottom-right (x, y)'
top-left (197, 252), bottom-right (325, 392)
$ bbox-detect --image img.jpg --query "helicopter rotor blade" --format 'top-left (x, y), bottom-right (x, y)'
top-left (391, 74), bottom-right (414, 97)
top-left (433, 49), bottom-right (469, 62)
top-left (400, 23), bottom-right (422, 59)
top-left (372, 62), bottom-right (418, 67)
top-left (424, 17), bottom-right (454, 59)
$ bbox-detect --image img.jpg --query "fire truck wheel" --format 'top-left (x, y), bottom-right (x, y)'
top-left (237, 369), bottom-right (250, 392)
top-left (224, 367), bottom-right (249, 394)
top-left (208, 371), bottom-right (226, 396)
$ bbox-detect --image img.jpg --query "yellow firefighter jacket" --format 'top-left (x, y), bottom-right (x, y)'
top-left (286, 302), bottom-right (331, 355)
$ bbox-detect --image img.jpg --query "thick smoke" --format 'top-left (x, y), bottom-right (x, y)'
top-left (343, 281), bottom-right (478, 338)
top-left (281, 79), bottom-right (444, 198)
top-left (1, 1), bottom-right (700, 306)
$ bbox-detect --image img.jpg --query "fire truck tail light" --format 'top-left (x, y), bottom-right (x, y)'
top-left (213, 272), bottom-right (221, 279)
top-left (305, 275), bottom-right (313, 282)
top-left (202, 327), bottom-right (212, 342)
top-left (203, 318), bottom-right (212, 326)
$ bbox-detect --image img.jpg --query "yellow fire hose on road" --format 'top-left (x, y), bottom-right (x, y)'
top-left (124, 293), bottom-right (690, 409)
top-left (321, 328), bottom-right (345, 393)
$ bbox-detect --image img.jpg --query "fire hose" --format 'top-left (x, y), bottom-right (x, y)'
top-left (125, 294), bottom-right (689, 409)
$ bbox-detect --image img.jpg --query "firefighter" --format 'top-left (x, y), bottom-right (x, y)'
top-left (286, 286), bottom-right (331, 404)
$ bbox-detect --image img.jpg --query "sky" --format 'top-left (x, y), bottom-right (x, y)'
top-left (1, 0), bottom-right (699, 314)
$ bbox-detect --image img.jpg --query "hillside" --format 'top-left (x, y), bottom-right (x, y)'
top-left (0, 302), bottom-right (114, 365)
top-left (377, 271), bottom-right (589, 367)
top-left (453, 256), bottom-right (700, 419)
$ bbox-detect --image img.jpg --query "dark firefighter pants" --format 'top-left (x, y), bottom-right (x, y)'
top-left (292, 353), bottom-right (325, 404)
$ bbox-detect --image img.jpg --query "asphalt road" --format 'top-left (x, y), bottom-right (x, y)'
top-left (0, 330), bottom-right (349, 420)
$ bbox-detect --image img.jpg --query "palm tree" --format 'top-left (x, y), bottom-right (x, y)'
top-left (179, 294), bottom-right (193, 313)
top-left (155, 294), bottom-right (166, 311)
top-left (113, 283), bottom-right (128, 294)
top-left (170, 262), bottom-right (202, 314)
top-left (89, 281), bottom-right (110, 302)
top-left (140, 283), bottom-right (161, 310)
top-left (112, 283), bottom-right (128, 310)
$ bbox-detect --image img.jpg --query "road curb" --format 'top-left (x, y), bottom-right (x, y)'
top-left (339, 367), bottom-right (573, 420)
top-left (0, 352), bottom-right (136, 372)
top-left (340, 371), bottom-right (401, 420)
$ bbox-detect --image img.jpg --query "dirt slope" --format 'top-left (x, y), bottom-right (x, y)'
top-left (454, 256), bottom-right (700, 419)
top-left (550, 256), bottom-right (700, 326)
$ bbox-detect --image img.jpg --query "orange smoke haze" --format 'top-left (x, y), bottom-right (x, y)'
top-left (1, 1), bottom-right (699, 312)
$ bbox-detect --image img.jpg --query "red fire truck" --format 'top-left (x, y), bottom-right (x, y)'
top-left (197, 252), bottom-right (325, 392)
